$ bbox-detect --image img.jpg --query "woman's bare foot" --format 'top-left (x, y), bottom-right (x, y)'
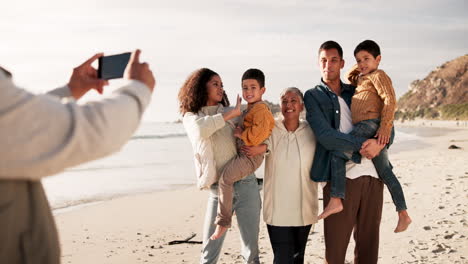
top-left (394, 210), bottom-right (412, 233)
top-left (318, 197), bottom-right (343, 220)
top-left (210, 225), bottom-right (228, 240)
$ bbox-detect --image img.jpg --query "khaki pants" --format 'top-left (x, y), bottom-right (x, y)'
top-left (323, 176), bottom-right (383, 264)
top-left (215, 139), bottom-right (263, 227)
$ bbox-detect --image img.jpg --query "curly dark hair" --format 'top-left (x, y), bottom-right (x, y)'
top-left (178, 68), bottom-right (230, 114)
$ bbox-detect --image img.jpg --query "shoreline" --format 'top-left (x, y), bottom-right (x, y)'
top-left (395, 119), bottom-right (468, 129)
top-left (49, 125), bottom-right (456, 213)
top-left (55, 126), bottom-right (468, 263)
top-left (48, 123), bottom-right (465, 214)
top-left (52, 183), bottom-right (196, 215)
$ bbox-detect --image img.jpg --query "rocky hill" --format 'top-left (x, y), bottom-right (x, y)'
top-left (396, 55), bottom-right (468, 120)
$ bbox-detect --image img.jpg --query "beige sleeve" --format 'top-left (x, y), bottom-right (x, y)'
top-left (182, 111), bottom-right (226, 139)
top-left (47, 86), bottom-right (73, 99)
top-left (371, 70), bottom-right (396, 137)
top-left (0, 78), bottom-right (151, 180)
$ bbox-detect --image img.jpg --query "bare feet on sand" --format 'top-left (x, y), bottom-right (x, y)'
top-left (394, 210), bottom-right (412, 233)
top-left (318, 197), bottom-right (343, 220)
top-left (210, 225), bottom-right (228, 240)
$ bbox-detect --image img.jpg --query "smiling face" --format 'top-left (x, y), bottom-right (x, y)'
top-left (318, 48), bottom-right (344, 83)
top-left (205, 74), bottom-right (224, 106)
top-left (281, 91), bottom-right (303, 121)
top-left (242, 79), bottom-right (265, 104)
top-left (355, 50), bottom-right (381, 75)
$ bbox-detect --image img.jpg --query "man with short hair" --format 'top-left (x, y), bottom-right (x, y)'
top-left (0, 50), bottom-right (154, 264)
top-left (304, 40), bottom-right (385, 264)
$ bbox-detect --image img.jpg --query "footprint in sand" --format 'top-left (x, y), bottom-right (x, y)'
top-left (444, 233), bottom-right (455, 239)
top-left (431, 244), bottom-right (445, 253)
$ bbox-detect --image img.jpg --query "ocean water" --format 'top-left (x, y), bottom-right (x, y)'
top-left (43, 122), bottom-right (436, 211)
top-left (43, 122), bottom-right (195, 211)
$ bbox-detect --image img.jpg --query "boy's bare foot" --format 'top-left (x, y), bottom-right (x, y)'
top-left (210, 225), bottom-right (228, 240)
top-left (318, 197), bottom-right (343, 220)
top-left (394, 210), bottom-right (412, 233)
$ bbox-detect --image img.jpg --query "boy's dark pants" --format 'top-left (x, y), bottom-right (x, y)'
top-left (331, 119), bottom-right (407, 211)
top-left (324, 176), bottom-right (383, 264)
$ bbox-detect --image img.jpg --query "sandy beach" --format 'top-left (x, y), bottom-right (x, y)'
top-left (55, 125), bottom-right (468, 264)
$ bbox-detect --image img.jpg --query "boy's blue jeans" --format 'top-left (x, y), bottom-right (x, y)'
top-left (331, 119), bottom-right (407, 211)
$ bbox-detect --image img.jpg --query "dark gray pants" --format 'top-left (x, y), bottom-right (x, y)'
top-left (0, 180), bottom-right (60, 264)
top-left (266, 224), bottom-right (312, 264)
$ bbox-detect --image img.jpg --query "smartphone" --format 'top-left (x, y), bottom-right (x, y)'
top-left (97, 52), bottom-right (131, 80)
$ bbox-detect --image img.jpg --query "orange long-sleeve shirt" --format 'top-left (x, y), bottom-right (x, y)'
top-left (240, 102), bottom-right (275, 146)
top-left (346, 65), bottom-right (397, 138)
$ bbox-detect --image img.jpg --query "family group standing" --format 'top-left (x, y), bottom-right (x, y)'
top-left (180, 40), bottom-right (411, 264)
top-left (0, 39), bottom-right (412, 264)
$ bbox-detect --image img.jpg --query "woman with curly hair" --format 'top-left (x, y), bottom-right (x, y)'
top-left (178, 68), bottom-right (261, 263)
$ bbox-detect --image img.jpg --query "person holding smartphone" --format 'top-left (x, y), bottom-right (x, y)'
top-left (0, 49), bottom-right (154, 264)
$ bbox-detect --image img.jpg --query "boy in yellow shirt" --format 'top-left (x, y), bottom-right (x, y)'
top-left (320, 40), bottom-right (412, 233)
top-left (211, 68), bottom-right (274, 240)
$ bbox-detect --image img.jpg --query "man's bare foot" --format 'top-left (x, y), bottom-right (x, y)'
top-left (318, 197), bottom-right (343, 220)
top-left (394, 210), bottom-right (412, 233)
top-left (210, 225), bottom-right (228, 240)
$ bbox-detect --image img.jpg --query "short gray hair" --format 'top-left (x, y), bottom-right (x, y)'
top-left (280, 87), bottom-right (304, 104)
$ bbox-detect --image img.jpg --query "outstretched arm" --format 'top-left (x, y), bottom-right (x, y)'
top-left (183, 95), bottom-right (242, 139)
top-left (0, 50), bottom-right (154, 180)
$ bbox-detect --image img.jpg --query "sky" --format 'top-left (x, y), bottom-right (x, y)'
top-left (1, 0), bottom-right (467, 122)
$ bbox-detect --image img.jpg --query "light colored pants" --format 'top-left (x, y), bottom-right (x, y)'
top-left (216, 138), bottom-right (264, 227)
top-left (200, 174), bottom-right (261, 264)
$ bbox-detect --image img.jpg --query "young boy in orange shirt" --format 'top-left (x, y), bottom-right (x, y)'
top-left (211, 68), bottom-right (274, 240)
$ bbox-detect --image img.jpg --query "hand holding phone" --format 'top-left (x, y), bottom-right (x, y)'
top-left (68, 53), bottom-right (109, 99)
top-left (125, 50), bottom-right (156, 91)
top-left (98, 52), bottom-right (131, 80)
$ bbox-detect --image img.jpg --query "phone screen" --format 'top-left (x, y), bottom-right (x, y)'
top-left (98, 52), bottom-right (131, 80)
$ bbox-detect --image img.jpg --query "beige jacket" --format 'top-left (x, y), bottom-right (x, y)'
top-left (263, 119), bottom-right (318, 226)
top-left (183, 104), bottom-right (234, 189)
top-left (0, 69), bottom-right (151, 264)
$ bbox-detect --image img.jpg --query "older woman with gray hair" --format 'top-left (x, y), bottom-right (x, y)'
top-left (242, 87), bottom-right (318, 263)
